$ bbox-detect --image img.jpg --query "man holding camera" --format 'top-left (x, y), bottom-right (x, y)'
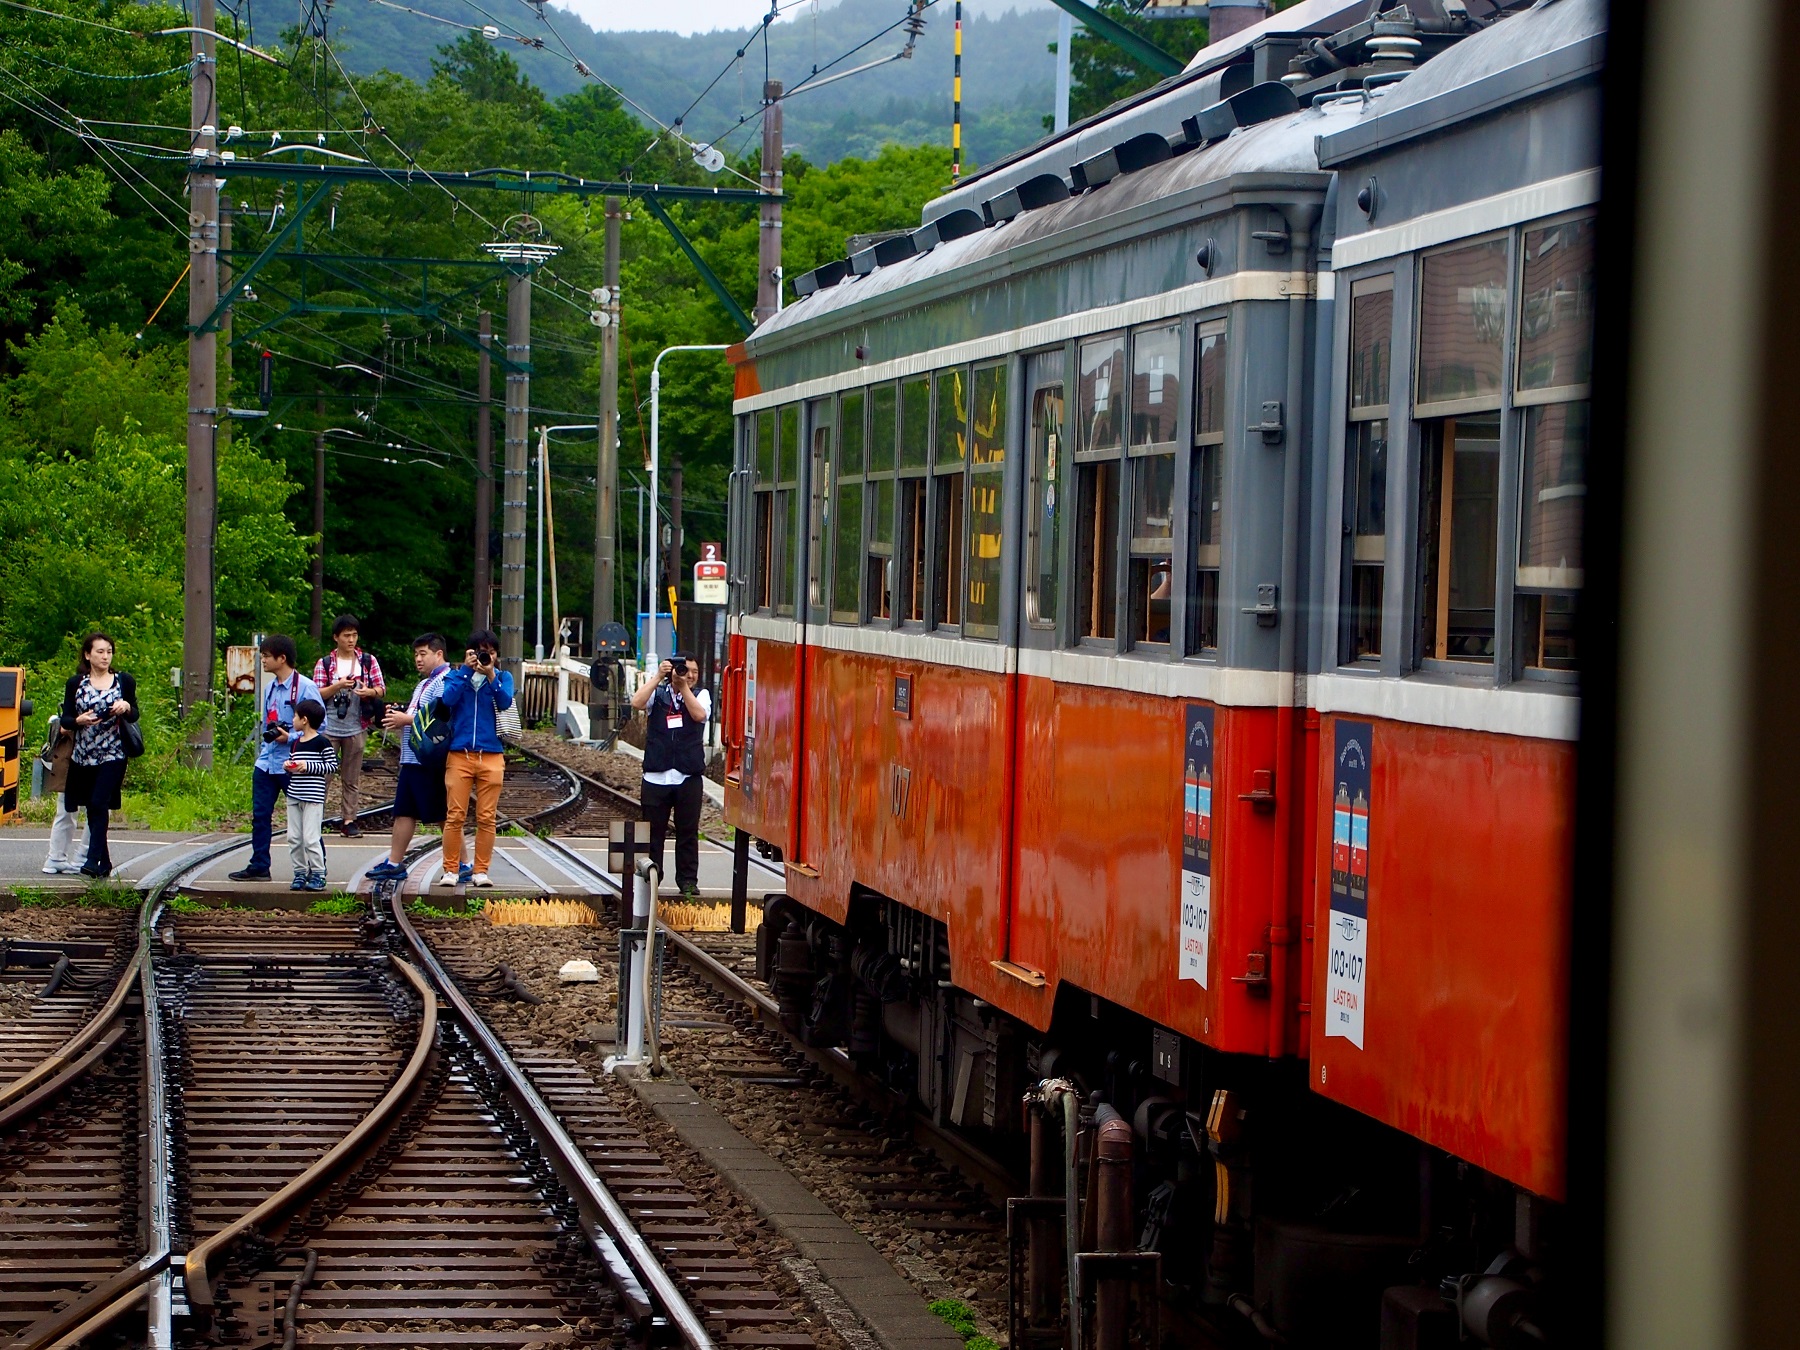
top-left (435, 629), bottom-right (515, 888)
top-left (631, 653), bottom-right (710, 899)
top-left (313, 614), bottom-right (386, 837)
top-left (229, 634), bottom-right (323, 883)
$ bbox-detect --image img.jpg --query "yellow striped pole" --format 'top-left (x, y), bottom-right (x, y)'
top-left (952, 0), bottom-right (963, 182)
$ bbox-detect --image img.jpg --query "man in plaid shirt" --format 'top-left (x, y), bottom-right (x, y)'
top-left (313, 614), bottom-right (385, 838)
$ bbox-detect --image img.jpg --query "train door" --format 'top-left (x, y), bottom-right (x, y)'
top-left (792, 395), bottom-right (834, 870)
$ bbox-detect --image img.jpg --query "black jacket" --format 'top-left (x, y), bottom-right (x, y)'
top-left (62, 670), bottom-right (140, 728)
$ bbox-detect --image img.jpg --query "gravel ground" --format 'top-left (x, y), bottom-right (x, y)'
top-left (425, 915), bottom-right (1009, 1345)
top-left (513, 731), bottom-right (727, 835)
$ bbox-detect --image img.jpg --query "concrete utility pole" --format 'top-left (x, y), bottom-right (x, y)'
top-left (755, 81), bottom-right (784, 325)
top-left (475, 310), bottom-right (493, 632)
top-left (311, 398), bottom-right (325, 643)
top-left (501, 273), bottom-right (531, 671)
top-left (593, 197), bottom-right (621, 639)
top-left (182, 0), bottom-right (219, 767)
top-left (1054, 10), bottom-right (1073, 133)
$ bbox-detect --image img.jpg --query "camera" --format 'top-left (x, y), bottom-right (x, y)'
top-left (665, 657), bottom-right (688, 681)
top-left (331, 692), bottom-right (354, 719)
top-left (478, 649), bottom-right (493, 667)
top-left (261, 721), bottom-right (285, 743)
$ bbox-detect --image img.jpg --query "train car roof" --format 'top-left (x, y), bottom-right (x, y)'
top-left (748, 98), bottom-right (1357, 355)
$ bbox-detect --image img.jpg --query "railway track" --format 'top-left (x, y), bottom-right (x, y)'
top-left (0, 752), bottom-right (833, 1350)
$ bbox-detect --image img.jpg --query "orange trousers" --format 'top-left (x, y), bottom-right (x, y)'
top-left (442, 750), bottom-right (505, 874)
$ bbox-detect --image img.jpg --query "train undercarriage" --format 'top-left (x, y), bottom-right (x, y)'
top-left (751, 882), bottom-right (1560, 1350)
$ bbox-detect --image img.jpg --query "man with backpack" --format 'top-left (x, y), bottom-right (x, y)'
top-left (228, 634), bottom-right (323, 883)
top-left (365, 633), bottom-right (451, 882)
top-left (313, 614), bottom-right (386, 838)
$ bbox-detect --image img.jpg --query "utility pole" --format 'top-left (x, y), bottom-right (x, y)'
top-left (182, 0), bottom-right (219, 767)
top-left (475, 310), bottom-right (493, 632)
top-left (501, 272), bottom-right (531, 672)
top-left (593, 197), bottom-right (621, 641)
top-left (755, 81), bottom-right (784, 325)
top-left (311, 399), bottom-right (325, 643)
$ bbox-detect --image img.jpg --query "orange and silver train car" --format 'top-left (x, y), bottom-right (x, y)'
top-left (721, 1), bottom-right (1598, 1343)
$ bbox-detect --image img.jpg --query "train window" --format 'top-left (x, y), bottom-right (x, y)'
top-left (1344, 276), bottom-right (1394, 664)
top-left (898, 378), bottom-right (930, 622)
top-left (752, 410), bottom-right (775, 612)
top-left (900, 379), bottom-right (930, 469)
top-left (832, 390), bottom-right (866, 623)
top-left (934, 369), bottom-right (966, 464)
top-left (775, 406), bottom-right (799, 615)
top-left (806, 399), bottom-right (833, 612)
top-left (1026, 349), bottom-right (1066, 631)
top-left (1187, 320), bottom-right (1226, 655)
top-left (870, 385), bottom-right (897, 474)
top-left (1130, 325), bottom-right (1181, 451)
top-left (867, 478), bottom-right (895, 621)
top-left (1417, 413), bottom-right (1501, 663)
top-left (932, 367), bottom-right (968, 631)
top-left (1416, 238), bottom-right (1508, 412)
top-left (1514, 214), bottom-right (1594, 674)
top-left (965, 363), bottom-right (1007, 637)
top-left (1076, 335), bottom-right (1124, 642)
top-left (840, 390), bottom-right (866, 476)
top-left (833, 480), bottom-right (864, 623)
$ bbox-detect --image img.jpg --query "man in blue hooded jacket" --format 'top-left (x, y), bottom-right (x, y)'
top-left (435, 629), bottom-right (515, 887)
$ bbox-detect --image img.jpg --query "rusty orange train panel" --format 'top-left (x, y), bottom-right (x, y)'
top-left (724, 636), bottom-right (799, 856)
top-left (1308, 714), bottom-right (1575, 1199)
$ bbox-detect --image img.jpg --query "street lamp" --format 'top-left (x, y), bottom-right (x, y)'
top-left (647, 344), bottom-right (731, 675)
top-left (536, 423), bottom-right (599, 659)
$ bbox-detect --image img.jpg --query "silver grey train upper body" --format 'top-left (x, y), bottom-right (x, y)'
top-left (731, 0), bottom-right (1601, 742)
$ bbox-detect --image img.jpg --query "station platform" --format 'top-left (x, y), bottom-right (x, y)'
top-left (0, 826), bottom-right (784, 907)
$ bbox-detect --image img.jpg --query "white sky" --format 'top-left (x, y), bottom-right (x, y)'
top-left (551, 0), bottom-right (1044, 37)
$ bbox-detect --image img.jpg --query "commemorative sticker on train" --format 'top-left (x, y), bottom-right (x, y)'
top-left (1327, 719), bottom-right (1373, 1048)
top-left (1179, 704), bottom-right (1214, 988)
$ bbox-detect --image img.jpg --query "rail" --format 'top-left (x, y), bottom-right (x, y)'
top-left (382, 880), bottom-right (719, 1349)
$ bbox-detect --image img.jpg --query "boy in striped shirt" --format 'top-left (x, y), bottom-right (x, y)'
top-left (283, 699), bottom-right (340, 891)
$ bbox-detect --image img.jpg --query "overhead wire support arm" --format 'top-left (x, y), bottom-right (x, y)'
top-left (1037, 0), bottom-right (1185, 77)
top-left (639, 194), bottom-right (754, 336)
top-left (193, 178), bottom-right (336, 334)
top-left (212, 159), bottom-right (778, 203)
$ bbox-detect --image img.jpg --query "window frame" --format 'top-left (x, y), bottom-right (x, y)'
top-left (1073, 330), bottom-right (1126, 646)
top-left (929, 365), bottom-right (969, 635)
top-left (1024, 347), bottom-right (1067, 634)
top-left (864, 383), bottom-right (899, 625)
top-left (1413, 230), bottom-right (1512, 422)
top-left (1125, 323), bottom-right (1181, 650)
top-left (1185, 315), bottom-right (1228, 660)
top-left (774, 404), bottom-right (800, 617)
top-left (830, 389), bottom-right (867, 625)
top-left (1341, 273), bottom-right (1394, 667)
top-left (897, 376), bottom-right (932, 627)
top-left (963, 359), bottom-right (1009, 641)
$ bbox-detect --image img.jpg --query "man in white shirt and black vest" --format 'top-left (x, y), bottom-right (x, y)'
top-left (631, 653), bottom-right (709, 899)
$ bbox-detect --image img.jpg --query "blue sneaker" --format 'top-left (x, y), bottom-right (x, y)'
top-left (364, 859), bottom-right (407, 880)
top-left (306, 871), bottom-right (328, 892)
top-left (288, 872), bottom-right (308, 891)
top-left (457, 864), bottom-right (474, 886)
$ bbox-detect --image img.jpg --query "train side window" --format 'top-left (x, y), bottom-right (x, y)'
top-left (898, 378), bottom-right (930, 622)
top-left (1075, 334), bottom-right (1123, 641)
top-left (1025, 349), bottom-right (1066, 631)
top-left (1416, 414), bottom-right (1501, 662)
top-left (866, 385), bottom-right (897, 622)
top-left (1417, 238), bottom-right (1508, 409)
top-left (806, 398), bottom-right (833, 613)
top-left (965, 362), bottom-right (1008, 638)
top-left (1186, 320), bottom-right (1226, 656)
top-left (775, 404), bottom-right (799, 616)
top-left (1514, 214), bottom-right (1594, 674)
top-left (753, 409), bottom-right (775, 612)
top-left (1127, 324), bottom-right (1179, 647)
top-left (832, 390), bottom-right (866, 623)
top-left (1344, 276), bottom-right (1393, 664)
top-left (931, 368), bottom-right (968, 630)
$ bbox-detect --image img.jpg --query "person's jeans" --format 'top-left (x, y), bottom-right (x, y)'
top-left (288, 800), bottom-right (325, 877)
top-left (442, 751), bottom-right (505, 874)
top-left (641, 775), bottom-right (704, 893)
top-left (82, 759), bottom-right (128, 872)
top-left (249, 768), bottom-right (290, 872)
top-left (46, 800), bottom-right (87, 866)
top-left (328, 733), bottom-right (365, 821)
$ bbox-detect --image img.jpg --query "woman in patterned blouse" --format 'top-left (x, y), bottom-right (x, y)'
top-left (60, 632), bottom-right (140, 878)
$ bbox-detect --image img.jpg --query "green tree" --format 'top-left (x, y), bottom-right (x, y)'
top-left (1066, 4), bottom-right (1209, 124)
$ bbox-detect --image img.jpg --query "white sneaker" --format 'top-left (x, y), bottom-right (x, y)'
top-left (471, 872), bottom-right (493, 888)
top-left (41, 862), bottom-right (64, 875)
top-left (437, 872), bottom-right (460, 887)
top-left (58, 863), bottom-right (83, 875)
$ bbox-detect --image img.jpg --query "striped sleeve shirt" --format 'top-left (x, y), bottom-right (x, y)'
top-left (284, 735), bottom-right (340, 804)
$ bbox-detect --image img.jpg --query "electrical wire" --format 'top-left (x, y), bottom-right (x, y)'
top-left (363, 0), bottom-right (545, 47)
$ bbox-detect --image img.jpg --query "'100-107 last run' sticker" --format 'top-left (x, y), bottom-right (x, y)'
top-left (1327, 719), bottom-right (1373, 1048)
top-left (1179, 704), bottom-right (1214, 988)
